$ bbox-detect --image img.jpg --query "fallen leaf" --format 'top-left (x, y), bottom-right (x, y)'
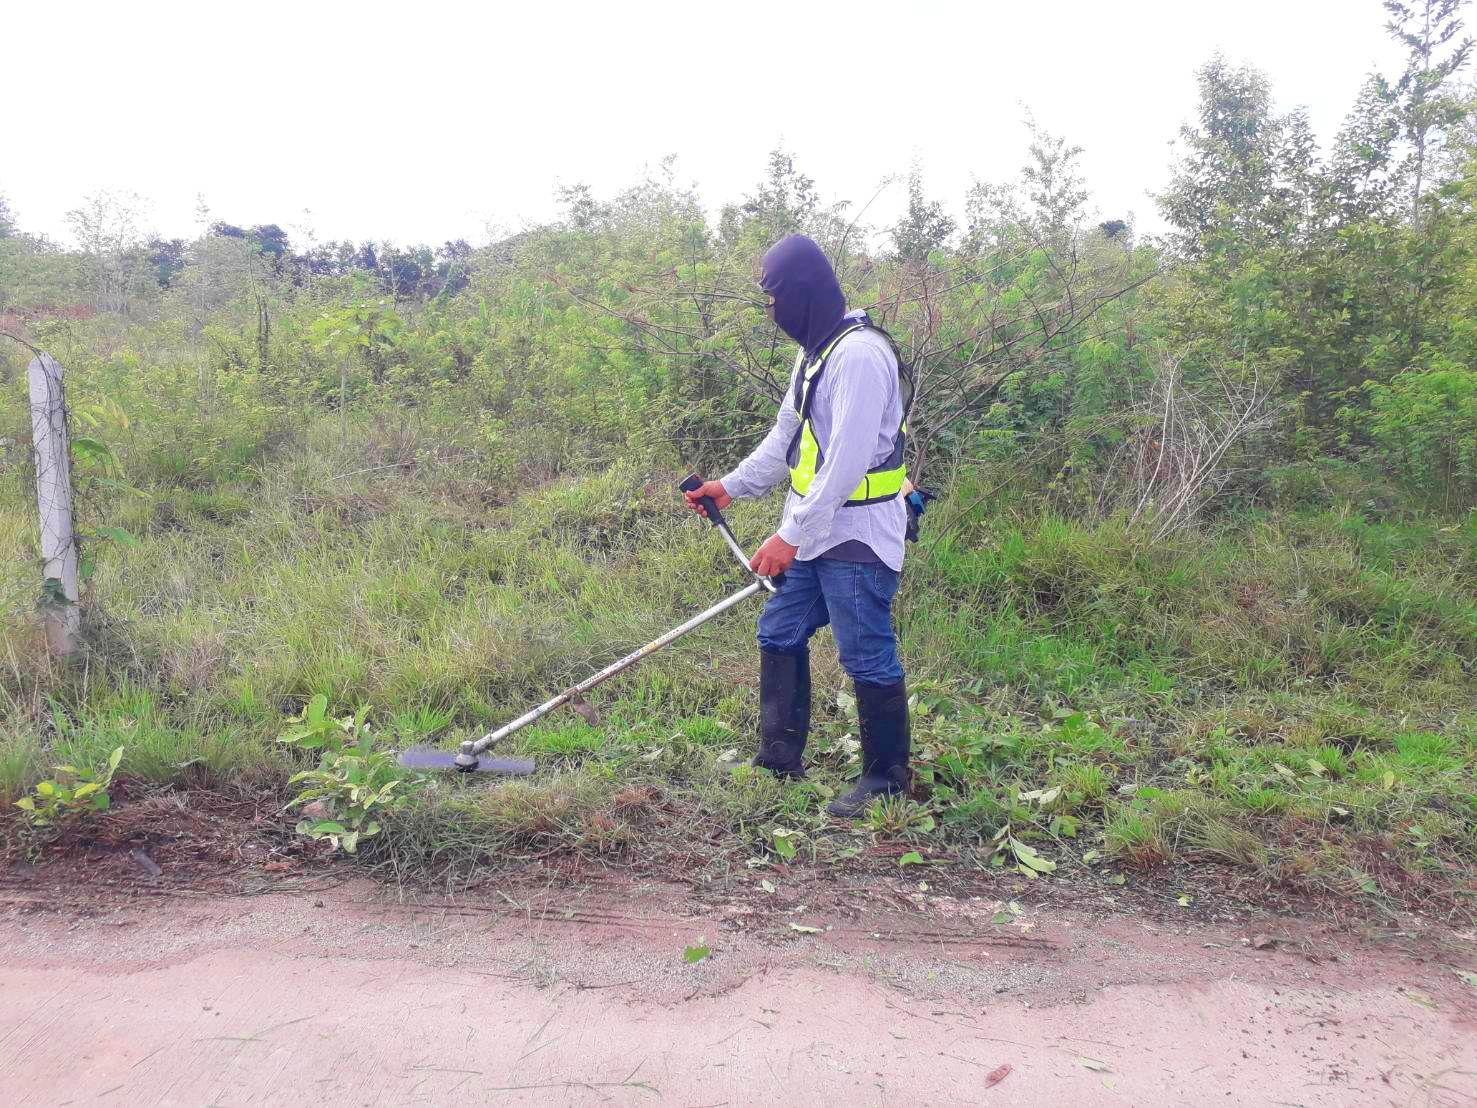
top-left (789, 923), bottom-right (822, 934)
top-left (983, 1063), bottom-right (1011, 1088)
top-left (682, 941), bottom-right (711, 964)
top-left (1177, 895), bottom-right (1191, 907)
top-left (990, 911), bottom-right (1013, 925)
top-left (899, 851), bottom-right (926, 867)
top-left (1079, 1056), bottom-right (1111, 1073)
top-left (1455, 971), bottom-right (1477, 989)
top-left (1403, 989), bottom-right (1439, 1010)
top-left (760, 879), bottom-right (776, 894)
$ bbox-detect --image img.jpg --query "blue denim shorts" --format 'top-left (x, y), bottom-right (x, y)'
top-left (756, 557), bottom-right (903, 686)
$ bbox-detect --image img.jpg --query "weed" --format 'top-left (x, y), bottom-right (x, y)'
top-left (1104, 808), bottom-right (1170, 866)
top-left (1048, 762), bottom-right (1111, 809)
top-left (862, 795), bottom-right (937, 838)
top-left (278, 696), bottom-right (423, 853)
top-left (14, 746), bottom-right (123, 837)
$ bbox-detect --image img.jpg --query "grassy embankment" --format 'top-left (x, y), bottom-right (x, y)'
top-left (1, 410), bottom-right (1473, 913)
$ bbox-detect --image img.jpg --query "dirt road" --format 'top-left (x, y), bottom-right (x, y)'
top-left (2, 875), bottom-right (1474, 1107)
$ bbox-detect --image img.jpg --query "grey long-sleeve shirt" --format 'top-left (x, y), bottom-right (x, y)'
top-left (720, 318), bottom-right (908, 572)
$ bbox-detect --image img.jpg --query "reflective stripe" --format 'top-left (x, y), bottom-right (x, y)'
top-left (787, 325), bottom-right (907, 505)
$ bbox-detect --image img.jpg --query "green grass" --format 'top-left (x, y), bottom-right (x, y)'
top-left (1, 410), bottom-right (1474, 918)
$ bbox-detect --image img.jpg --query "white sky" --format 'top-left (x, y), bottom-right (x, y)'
top-left (6, 0), bottom-right (1405, 250)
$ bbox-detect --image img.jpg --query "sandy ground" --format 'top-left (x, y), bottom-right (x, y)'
top-left (1, 875), bottom-right (1475, 1108)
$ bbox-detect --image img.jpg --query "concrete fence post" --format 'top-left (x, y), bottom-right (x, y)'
top-left (27, 352), bottom-right (79, 656)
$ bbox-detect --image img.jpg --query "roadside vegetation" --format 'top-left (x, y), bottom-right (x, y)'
top-left (2, 1), bottom-right (1474, 919)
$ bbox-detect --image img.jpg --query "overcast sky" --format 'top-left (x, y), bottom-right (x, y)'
top-left (6, 0), bottom-right (1406, 250)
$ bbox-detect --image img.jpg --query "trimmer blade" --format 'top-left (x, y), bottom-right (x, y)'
top-left (398, 748), bottom-right (537, 775)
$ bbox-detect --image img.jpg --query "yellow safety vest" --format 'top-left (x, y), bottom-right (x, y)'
top-left (787, 324), bottom-right (908, 505)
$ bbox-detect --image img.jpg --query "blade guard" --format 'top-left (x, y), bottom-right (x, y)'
top-left (398, 747), bottom-right (536, 775)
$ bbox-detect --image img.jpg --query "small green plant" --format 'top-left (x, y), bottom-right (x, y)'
top-left (14, 746), bottom-right (124, 834)
top-left (1104, 809), bottom-right (1169, 866)
top-left (769, 825), bottom-right (805, 861)
top-left (279, 694), bottom-right (366, 753)
top-left (278, 696), bottom-right (421, 853)
top-left (862, 795), bottom-right (937, 837)
top-left (1041, 709), bottom-right (1121, 755)
top-left (682, 938), bottom-right (712, 964)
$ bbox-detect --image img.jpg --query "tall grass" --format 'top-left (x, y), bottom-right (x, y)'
top-left (0, 406), bottom-right (1473, 914)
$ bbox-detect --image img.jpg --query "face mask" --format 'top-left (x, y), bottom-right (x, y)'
top-left (760, 234), bottom-right (846, 358)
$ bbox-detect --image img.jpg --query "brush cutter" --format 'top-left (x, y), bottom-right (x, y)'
top-left (399, 474), bottom-right (782, 774)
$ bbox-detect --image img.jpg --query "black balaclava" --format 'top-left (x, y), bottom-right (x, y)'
top-left (760, 234), bottom-right (848, 360)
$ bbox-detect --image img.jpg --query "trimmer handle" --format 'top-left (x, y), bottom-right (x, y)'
top-left (678, 472), bottom-right (729, 530)
top-left (678, 473), bottom-right (784, 590)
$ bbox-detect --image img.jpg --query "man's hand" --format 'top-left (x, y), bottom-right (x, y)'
top-left (682, 479), bottom-right (732, 518)
top-left (751, 533), bottom-right (799, 577)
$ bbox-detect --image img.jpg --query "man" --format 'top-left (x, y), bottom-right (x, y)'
top-left (684, 234), bottom-right (910, 818)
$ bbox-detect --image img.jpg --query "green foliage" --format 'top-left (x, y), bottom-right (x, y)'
top-left (1364, 364), bottom-right (1477, 503)
top-left (14, 746), bottom-right (123, 834)
top-left (278, 695), bottom-right (422, 853)
top-left (309, 298), bottom-right (404, 376)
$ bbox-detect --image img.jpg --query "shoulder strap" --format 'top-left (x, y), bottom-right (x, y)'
top-left (793, 323), bottom-right (866, 416)
top-left (856, 320), bottom-right (915, 414)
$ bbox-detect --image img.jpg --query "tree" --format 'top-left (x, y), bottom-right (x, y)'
top-left (0, 193), bottom-right (15, 238)
top-left (65, 190), bottom-right (154, 314)
top-left (1382, 0), bottom-right (1474, 225)
top-left (249, 224), bottom-right (292, 266)
top-left (890, 160), bottom-right (955, 262)
top-left (963, 120), bottom-right (1092, 252)
top-left (557, 182), bottom-right (610, 231)
top-left (311, 298), bottom-right (406, 443)
top-left (1158, 57), bottom-right (1320, 261)
top-left (719, 146), bottom-right (821, 246)
top-left (433, 239), bottom-right (473, 298)
top-left (146, 237), bottom-right (187, 288)
top-left (1021, 120), bottom-right (1090, 238)
top-left (1330, 75), bottom-right (1404, 220)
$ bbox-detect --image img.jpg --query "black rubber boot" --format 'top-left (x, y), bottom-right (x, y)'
top-left (753, 650), bottom-right (810, 778)
top-left (827, 679), bottom-right (911, 817)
